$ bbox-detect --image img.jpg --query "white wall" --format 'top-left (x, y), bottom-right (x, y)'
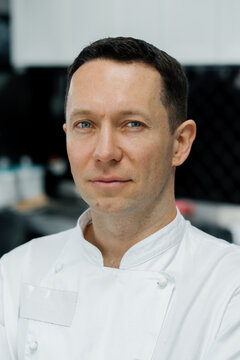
top-left (10, 0), bottom-right (240, 67)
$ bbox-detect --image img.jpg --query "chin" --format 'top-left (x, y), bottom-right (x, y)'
top-left (90, 198), bottom-right (133, 215)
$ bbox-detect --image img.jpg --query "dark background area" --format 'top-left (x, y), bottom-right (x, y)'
top-left (177, 66), bottom-right (240, 203)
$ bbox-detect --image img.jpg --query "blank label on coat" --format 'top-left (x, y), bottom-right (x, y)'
top-left (20, 283), bottom-right (78, 326)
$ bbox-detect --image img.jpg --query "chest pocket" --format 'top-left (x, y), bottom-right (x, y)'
top-left (20, 283), bottom-right (78, 326)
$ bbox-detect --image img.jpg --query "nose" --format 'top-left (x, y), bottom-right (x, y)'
top-left (93, 124), bottom-right (122, 163)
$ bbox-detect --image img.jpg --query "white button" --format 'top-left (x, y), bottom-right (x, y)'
top-left (29, 341), bottom-right (38, 352)
top-left (157, 275), bottom-right (168, 289)
top-left (55, 263), bottom-right (64, 273)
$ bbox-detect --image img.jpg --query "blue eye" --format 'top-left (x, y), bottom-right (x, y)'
top-left (127, 121), bottom-right (142, 127)
top-left (78, 121), bottom-right (91, 128)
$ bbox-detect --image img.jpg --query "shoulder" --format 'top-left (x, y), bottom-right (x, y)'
top-left (184, 221), bottom-right (240, 281)
top-left (0, 226), bottom-right (78, 283)
top-left (185, 221), bottom-right (240, 252)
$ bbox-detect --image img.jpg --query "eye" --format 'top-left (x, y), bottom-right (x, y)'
top-left (126, 121), bottom-right (142, 128)
top-left (77, 121), bottom-right (92, 128)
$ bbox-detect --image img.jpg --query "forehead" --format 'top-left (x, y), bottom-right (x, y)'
top-left (66, 59), bottom-right (166, 119)
top-left (69, 59), bottom-right (163, 94)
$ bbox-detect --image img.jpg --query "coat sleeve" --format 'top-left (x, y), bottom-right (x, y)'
top-left (0, 262), bottom-right (12, 360)
top-left (204, 287), bottom-right (240, 359)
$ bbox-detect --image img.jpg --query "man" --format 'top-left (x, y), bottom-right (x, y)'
top-left (1, 37), bottom-right (240, 360)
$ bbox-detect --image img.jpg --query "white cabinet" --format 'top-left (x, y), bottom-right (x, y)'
top-left (10, 0), bottom-right (240, 67)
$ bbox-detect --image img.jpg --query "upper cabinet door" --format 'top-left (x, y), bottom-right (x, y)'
top-left (10, 0), bottom-right (240, 67)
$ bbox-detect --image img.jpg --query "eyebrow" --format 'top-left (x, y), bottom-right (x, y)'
top-left (117, 110), bottom-right (150, 119)
top-left (69, 109), bottom-right (94, 118)
top-left (68, 108), bottom-right (151, 121)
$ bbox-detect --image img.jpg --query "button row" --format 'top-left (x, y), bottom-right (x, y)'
top-left (157, 274), bottom-right (168, 289)
top-left (54, 262), bottom-right (64, 273)
top-left (29, 340), bottom-right (38, 352)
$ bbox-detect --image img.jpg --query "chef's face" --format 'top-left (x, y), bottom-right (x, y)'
top-left (64, 59), bottom-right (177, 215)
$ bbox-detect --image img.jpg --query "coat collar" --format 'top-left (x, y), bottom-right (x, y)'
top-left (75, 208), bottom-right (186, 269)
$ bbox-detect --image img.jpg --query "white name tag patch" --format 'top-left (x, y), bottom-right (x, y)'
top-left (20, 284), bottom-right (78, 327)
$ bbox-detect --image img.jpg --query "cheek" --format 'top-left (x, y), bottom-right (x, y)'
top-left (66, 138), bottom-right (89, 174)
top-left (132, 145), bottom-right (159, 184)
top-left (66, 141), bottom-right (77, 167)
top-left (137, 142), bottom-right (173, 181)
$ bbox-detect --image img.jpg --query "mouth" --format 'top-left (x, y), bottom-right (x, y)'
top-left (90, 178), bottom-right (131, 189)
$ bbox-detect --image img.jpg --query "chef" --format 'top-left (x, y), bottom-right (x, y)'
top-left (1, 37), bottom-right (240, 360)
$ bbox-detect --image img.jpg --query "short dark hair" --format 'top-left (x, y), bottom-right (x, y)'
top-left (66, 37), bottom-right (188, 133)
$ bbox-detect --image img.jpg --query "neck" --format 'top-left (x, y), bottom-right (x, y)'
top-left (84, 198), bottom-right (177, 268)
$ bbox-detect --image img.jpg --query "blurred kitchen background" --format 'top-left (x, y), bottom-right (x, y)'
top-left (1, 0), bottom-right (240, 256)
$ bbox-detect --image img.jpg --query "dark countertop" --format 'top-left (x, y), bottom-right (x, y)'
top-left (0, 197), bottom-right (89, 256)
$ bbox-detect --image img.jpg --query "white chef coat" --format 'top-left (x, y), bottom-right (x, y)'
top-left (1, 208), bottom-right (240, 360)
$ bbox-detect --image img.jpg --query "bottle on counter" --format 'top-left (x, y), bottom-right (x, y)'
top-left (0, 157), bottom-right (18, 209)
top-left (16, 156), bottom-right (46, 209)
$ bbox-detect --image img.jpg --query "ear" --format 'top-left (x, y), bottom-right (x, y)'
top-left (172, 119), bottom-right (196, 167)
top-left (63, 123), bottom-right (67, 134)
